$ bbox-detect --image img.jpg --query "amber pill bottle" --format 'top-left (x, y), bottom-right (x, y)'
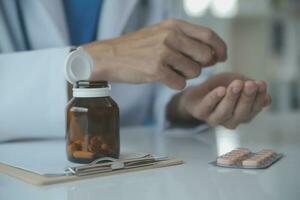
top-left (66, 81), bottom-right (119, 163)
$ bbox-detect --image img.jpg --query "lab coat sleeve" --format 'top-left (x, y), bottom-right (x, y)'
top-left (153, 68), bottom-right (213, 133)
top-left (0, 47), bottom-right (71, 141)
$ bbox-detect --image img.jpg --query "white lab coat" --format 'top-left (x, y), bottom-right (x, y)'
top-left (0, 0), bottom-right (210, 141)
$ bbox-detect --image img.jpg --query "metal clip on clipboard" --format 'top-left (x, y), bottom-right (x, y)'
top-left (65, 154), bottom-right (168, 176)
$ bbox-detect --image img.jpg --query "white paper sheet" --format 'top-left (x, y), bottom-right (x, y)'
top-left (0, 139), bottom-right (140, 175)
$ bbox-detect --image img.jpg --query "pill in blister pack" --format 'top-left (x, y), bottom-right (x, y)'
top-left (211, 148), bottom-right (283, 169)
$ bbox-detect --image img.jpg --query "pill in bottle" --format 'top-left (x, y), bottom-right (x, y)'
top-left (66, 80), bottom-right (119, 163)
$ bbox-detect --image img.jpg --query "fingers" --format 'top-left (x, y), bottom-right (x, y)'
top-left (223, 81), bottom-right (259, 129)
top-left (171, 19), bottom-right (227, 62)
top-left (234, 81), bottom-right (259, 120)
top-left (192, 86), bottom-right (226, 120)
top-left (160, 64), bottom-right (186, 90)
top-left (180, 75), bottom-right (272, 129)
top-left (165, 31), bottom-right (216, 67)
top-left (164, 48), bottom-right (202, 79)
top-left (182, 75), bottom-right (272, 129)
top-left (207, 80), bottom-right (243, 126)
top-left (264, 94), bottom-right (272, 106)
top-left (156, 19), bottom-right (227, 90)
top-left (248, 81), bottom-right (267, 120)
top-left (247, 81), bottom-right (272, 122)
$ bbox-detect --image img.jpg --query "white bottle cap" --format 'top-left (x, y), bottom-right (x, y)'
top-left (73, 85), bottom-right (111, 98)
top-left (64, 47), bottom-right (94, 84)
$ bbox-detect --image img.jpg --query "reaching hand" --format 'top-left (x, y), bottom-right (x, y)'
top-left (83, 19), bottom-right (227, 90)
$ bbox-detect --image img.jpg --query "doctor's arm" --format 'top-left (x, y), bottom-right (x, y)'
top-left (0, 48), bottom-right (70, 140)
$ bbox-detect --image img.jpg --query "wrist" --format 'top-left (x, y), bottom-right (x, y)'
top-left (177, 92), bottom-right (193, 121)
top-left (82, 41), bottom-right (115, 80)
top-left (167, 91), bottom-right (202, 127)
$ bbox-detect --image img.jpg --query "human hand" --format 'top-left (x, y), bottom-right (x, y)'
top-left (168, 73), bottom-right (272, 129)
top-left (83, 19), bottom-right (227, 90)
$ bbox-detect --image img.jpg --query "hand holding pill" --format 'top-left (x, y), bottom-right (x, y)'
top-left (83, 19), bottom-right (227, 90)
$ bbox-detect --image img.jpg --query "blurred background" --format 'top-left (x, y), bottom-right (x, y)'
top-left (169, 0), bottom-right (300, 116)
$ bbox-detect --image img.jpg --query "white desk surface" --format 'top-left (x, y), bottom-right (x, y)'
top-left (1, 113), bottom-right (300, 200)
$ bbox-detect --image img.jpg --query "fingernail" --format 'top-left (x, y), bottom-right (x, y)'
top-left (244, 87), bottom-right (257, 96)
top-left (232, 87), bottom-right (241, 94)
top-left (217, 89), bottom-right (226, 97)
top-left (255, 81), bottom-right (266, 93)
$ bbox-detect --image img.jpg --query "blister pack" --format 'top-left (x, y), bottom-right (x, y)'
top-left (211, 148), bottom-right (283, 169)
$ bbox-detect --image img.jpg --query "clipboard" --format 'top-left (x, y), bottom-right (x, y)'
top-left (0, 140), bottom-right (183, 186)
top-left (0, 155), bottom-right (183, 186)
